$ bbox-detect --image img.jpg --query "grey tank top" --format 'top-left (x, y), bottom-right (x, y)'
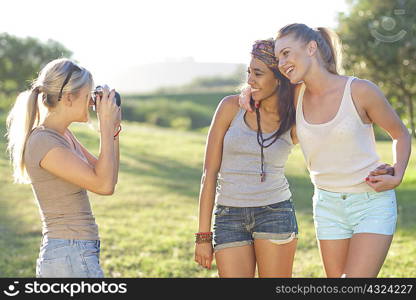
top-left (215, 108), bottom-right (293, 207)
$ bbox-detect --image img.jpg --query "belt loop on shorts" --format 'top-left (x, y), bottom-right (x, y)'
top-left (365, 192), bottom-right (370, 201)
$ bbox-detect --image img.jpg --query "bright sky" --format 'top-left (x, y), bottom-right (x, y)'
top-left (1, 0), bottom-right (349, 88)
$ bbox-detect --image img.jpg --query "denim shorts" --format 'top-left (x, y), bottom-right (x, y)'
top-left (36, 237), bottom-right (104, 278)
top-left (213, 199), bottom-right (298, 252)
top-left (313, 188), bottom-right (397, 240)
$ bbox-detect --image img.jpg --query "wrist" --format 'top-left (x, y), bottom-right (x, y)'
top-left (100, 124), bottom-right (114, 136)
top-left (195, 232), bottom-right (213, 244)
top-left (113, 124), bottom-right (122, 139)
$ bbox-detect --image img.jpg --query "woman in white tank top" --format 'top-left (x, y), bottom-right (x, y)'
top-left (240, 24), bottom-right (411, 278)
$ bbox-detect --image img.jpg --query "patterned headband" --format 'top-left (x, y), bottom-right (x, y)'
top-left (250, 39), bottom-right (279, 70)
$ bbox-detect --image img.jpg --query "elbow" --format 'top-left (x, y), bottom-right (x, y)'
top-left (101, 188), bottom-right (115, 196)
top-left (96, 184), bottom-right (116, 195)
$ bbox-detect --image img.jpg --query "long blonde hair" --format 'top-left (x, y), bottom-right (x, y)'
top-left (276, 23), bottom-right (343, 75)
top-left (6, 58), bottom-right (93, 183)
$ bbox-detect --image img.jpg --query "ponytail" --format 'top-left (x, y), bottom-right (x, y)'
top-left (6, 58), bottom-right (93, 184)
top-left (6, 87), bottom-right (40, 183)
top-left (315, 27), bottom-right (342, 75)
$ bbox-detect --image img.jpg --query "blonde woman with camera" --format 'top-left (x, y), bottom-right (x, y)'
top-left (6, 58), bottom-right (121, 277)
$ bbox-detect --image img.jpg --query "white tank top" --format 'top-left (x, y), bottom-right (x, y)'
top-left (296, 76), bottom-right (381, 193)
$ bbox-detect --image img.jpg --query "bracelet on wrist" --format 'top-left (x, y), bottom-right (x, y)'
top-left (195, 232), bottom-right (213, 244)
top-left (114, 124), bottom-right (122, 139)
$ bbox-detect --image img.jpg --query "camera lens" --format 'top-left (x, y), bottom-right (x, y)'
top-left (115, 92), bottom-right (121, 107)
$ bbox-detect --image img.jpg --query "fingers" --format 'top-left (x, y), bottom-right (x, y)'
top-left (194, 254), bottom-right (212, 269)
top-left (239, 86), bottom-right (253, 112)
top-left (369, 169), bottom-right (389, 176)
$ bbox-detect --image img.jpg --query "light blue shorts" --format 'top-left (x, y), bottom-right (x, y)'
top-left (313, 188), bottom-right (397, 240)
top-left (36, 237), bottom-right (104, 278)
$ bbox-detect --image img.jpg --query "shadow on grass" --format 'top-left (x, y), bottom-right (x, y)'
top-left (120, 148), bottom-right (202, 199)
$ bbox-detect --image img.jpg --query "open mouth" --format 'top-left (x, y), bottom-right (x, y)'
top-left (285, 66), bottom-right (295, 77)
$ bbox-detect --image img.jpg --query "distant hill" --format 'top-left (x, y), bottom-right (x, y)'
top-left (109, 59), bottom-right (244, 94)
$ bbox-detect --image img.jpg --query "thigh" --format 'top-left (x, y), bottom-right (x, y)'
top-left (254, 238), bottom-right (297, 278)
top-left (318, 239), bottom-right (350, 278)
top-left (215, 245), bottom-right (256, 278)
top-left (343, 233), bottom-right (393, 278)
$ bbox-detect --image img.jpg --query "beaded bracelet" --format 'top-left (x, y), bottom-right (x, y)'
top-left (195, 232), bottom-right (213, 244)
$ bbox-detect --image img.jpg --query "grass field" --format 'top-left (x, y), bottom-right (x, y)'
top-left (0, 117), bottom-right (414, 277)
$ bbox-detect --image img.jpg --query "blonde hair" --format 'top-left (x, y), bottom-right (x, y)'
top-left (6, 58), bottom-right (93, 183)
top-left (276, 23), bottom-right (343, 75)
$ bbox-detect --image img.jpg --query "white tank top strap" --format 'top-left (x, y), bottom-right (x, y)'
top-left (296, 83), bottom-right (306, 112)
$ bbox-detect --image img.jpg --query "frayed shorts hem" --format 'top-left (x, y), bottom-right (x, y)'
top-left (317, 230), bottom-right (395, 240)
top-left (214, 240), bottom-right (253, 252)
top-left (214, 232), bottom-right (298, 252)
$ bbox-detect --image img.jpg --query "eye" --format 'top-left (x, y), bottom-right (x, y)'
top-left (283, 50), bottom-right (289, 56)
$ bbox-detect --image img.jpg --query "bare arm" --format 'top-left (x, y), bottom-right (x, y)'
top-left (198, 96), bottom-right (240, 232)
top-left (194, 95), bottom-right (240, 269)
top-left (352, 79), bottom-right (411, 191)
top-left (41, 126), bottom-right (116, 195)
top-left (40, 87), bottom-right (120, 195)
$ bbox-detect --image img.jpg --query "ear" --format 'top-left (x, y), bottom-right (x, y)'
top-left (63, 93), bottom-right (73, 107)
top-left (306, 40), bottom-right (318, 57)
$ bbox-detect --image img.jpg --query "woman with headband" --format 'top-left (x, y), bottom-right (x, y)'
top-left (240, 24), bottom-right (411, 277)
top-left (6, 58), bottom-right (121, 277)
top-left (194, 40), bottom-right (298, 277)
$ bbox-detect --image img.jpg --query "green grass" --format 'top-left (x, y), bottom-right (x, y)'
top-left (0, 116), bottom-right (414, 277)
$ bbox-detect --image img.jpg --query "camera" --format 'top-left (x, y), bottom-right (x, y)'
top-left (92, 85), bottom-right (121, 107)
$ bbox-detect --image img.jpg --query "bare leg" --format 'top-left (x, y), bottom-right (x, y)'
top-left (318, 239), bottom-right (350, 277)
top-left (342, 233), bottom-right (393, 278)
top-left (254, 238), bottom-right (297, 278)
top-left (215, 245), bottom-right (256, 278)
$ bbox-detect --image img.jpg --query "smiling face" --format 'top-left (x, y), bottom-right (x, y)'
top-left (275, 34), bottom-right (315, 84)
top-left (247, 57), bottom-right (279, 102)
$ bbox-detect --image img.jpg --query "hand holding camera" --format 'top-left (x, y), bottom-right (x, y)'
top-left (93, 85), bottom-right (122, 134)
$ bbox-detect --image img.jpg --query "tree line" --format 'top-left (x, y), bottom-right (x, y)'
top-left (0, 0), bottom-right (414, 137)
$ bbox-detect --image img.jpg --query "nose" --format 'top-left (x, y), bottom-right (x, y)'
top-left (247, 72), bottom-right (255, 86)
top-left (89, 96), bottom-right (95, 106)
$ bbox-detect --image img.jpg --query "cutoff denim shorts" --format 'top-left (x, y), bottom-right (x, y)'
top-left (36, 237), bottom-right (104, 278)
top-left (313, 188), bottom-right (397, 240)
top-left (213, 199), bottom-right (298, 252)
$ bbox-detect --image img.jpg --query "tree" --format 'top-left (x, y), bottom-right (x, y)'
top-left (337, 0), bottom-right (416, 137)
top-left (0, 33), bottom-right (72, 96)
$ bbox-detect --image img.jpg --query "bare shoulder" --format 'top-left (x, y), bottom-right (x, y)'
top-left (219, 94), bottom-right (240, 109)
top-left (351, 78), bottom-right (384, 99)
top-left (210, 94), bottom-right (241, 129)
top-left (216, 94), bottom-right (240, 117)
